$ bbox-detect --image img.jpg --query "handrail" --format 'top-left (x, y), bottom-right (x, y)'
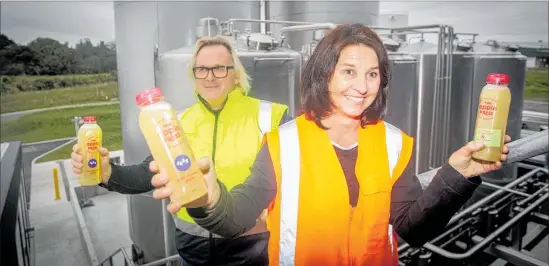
top-left (98, 247), bottom-right (134, 266)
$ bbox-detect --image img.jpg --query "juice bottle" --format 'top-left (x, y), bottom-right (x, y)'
top-left (77, 116), bottom-right (103, 186)
top-left (135, 87), bottom-right (208, 206)
top-left (472, 73), bottom-right (512, 162)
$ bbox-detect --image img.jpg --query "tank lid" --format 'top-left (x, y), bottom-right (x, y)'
top-left (196, 17), bottom-right (220, 38)
top-left (238, 32), bottom-right (279, 51)
top-left (198, 17), bottom-right (219, 26)
top-left (486, 73), bottom-right (510, 85)
top-left (382, 37), bottom-right (401, 52)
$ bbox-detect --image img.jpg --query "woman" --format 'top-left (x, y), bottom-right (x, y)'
top-left (71, 35), bottom-right (291, 265)
top-left (150, 24), bottom-right (511, 265)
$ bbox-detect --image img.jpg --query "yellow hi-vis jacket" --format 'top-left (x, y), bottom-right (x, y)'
top-left (173, 87), bottom-right (290, 237)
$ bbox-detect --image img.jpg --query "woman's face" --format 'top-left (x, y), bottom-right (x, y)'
top-left (327, 44), bottom-right (381, 119)
top-left (193, 45), bottom-right (237, 108)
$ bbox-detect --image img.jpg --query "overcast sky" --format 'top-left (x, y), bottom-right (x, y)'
top-left (1, 1), bottom-right (547, 47)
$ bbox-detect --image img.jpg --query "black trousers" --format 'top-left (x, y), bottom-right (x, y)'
top-left (175, 228), bottom-right (270, 266)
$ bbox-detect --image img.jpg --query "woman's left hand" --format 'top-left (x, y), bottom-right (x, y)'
top-left (448, 135), bottom-right (511, 178)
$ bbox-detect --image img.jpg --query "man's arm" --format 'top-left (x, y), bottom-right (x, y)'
top-left (102, 155), bottom-right (156, 194)
top-left (390, 148), bottom-right (481, 247)
top-left (187, 143), bottom-right (278, 238)
top-left (279, 108), bottom-right (293, 126)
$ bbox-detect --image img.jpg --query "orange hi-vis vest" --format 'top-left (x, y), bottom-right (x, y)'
top-left (264, 115), bottom-right (414, 266)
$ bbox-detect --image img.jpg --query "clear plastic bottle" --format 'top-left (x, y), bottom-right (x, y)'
top-left (77, 116), bottom-right (103, 186)
top-left (135, 87), bottom-right (208, 206)
top-left (472, 73), bottom-right (512, 162)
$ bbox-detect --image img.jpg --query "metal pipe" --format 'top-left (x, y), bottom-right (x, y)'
top-left (253, 57), bottom-right (295, 62)
top-left (227, 18), bottom-right (315, 26)
top-left (140, 254), bottom-right (180, 266)
top-left (422, 193), bottom-right (548, 259)
top-left (480, 181), bottom-right (531, 197)
top-left (504, 130), bottom-right (549, 165)
top-left (227, 18), bottom-right (316, 34)
top-left (400, 166), bottom-right (547, 253)
top-left (369, 24), bottom-right (451, 31)
top-left (418, 129), bottom-right (549, 189)
top-left (279, 23), bottom-right (337, 36)
top-left (443, 26), bottom-right (454, 159)
top-left (428, 26), bottom-right (444, 169)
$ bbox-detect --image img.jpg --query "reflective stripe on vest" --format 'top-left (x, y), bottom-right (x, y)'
top-left (277, 120), bottom-right (404, 264)
top-left (171, 101), bottom-right (274, 237)
top-left (259, 100), bottom-right (273, 140)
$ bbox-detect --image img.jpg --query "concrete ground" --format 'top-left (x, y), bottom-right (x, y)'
top-left (28, 150), bottom-right (132, 266)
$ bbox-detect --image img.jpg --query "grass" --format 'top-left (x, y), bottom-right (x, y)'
top-left (0, 82), bottom-right (119, 114)
top-left (525, 68), bottom-right (548, 101)
top-left (0, 104), bottom-right (123, 163)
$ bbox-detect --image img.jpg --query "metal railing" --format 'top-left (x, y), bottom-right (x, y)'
top-left (98, 248), bottom-right (134, 266)
top-left (0, 141), bottom-right (35, 266)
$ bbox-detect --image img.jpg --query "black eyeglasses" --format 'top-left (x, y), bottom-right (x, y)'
top-left (193, 66), bottom-right (234, 79)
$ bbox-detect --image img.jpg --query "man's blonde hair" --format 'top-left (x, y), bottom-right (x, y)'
top-left (188, 35), bottom-right (251, 95)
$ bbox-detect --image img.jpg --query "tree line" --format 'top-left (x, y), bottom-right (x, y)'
top-left (0, 34), bottom-right (117, 76)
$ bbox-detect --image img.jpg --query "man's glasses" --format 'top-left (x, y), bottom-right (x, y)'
top-left (193, 66), bottom-right (234, 79)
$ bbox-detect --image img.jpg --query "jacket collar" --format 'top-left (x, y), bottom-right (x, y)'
top-left (195, 87), bottom-right (245, 114)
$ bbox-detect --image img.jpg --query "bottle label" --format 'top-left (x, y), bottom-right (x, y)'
top-left (86, 136), bottom-right (100, 173)
top-left (88, 159), bottom-right (98, 169)
top-left (175, 155), bottom-right (191, 171)
top-left (478, 99), bottom-right (497, 120)
top-left (473, 128), bottom-right (502, 148)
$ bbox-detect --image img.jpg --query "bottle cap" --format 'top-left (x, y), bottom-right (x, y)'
top-left (83, 116), bottom-right (97, 123)
top-left (486, 73), bottom-right (510, 85)
top-left (135, 87), bottom-right (164, 106)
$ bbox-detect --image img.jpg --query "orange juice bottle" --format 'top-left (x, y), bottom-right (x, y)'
top-left (77, 116), bottom-right (103, 186)
top-left (135, 87), bottom-right (208, 206)
top-left (472, 73), bottom-right (512, 162)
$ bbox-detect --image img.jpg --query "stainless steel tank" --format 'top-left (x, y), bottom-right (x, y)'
top-left (449, 46), bottom-right (527, 185)
top-left (384, 52), bottom-right (419, 175)
top-left (155, 32), bottom-right (302, 117)
top-left (156, 1), bottom-right (261, 53)
top-left (266, 0), bottom-right (380, 51)
top-left (399, 40), bottom-right (451, 175)
top-left (114, 2), bottom-right (261, 263)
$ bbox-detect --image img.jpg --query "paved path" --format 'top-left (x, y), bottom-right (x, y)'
top-left (524, 100), bottom-right (548, 114)
top-left (0, 101), bottom-right (120, 124)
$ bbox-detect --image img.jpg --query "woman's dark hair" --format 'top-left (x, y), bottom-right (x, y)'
top-left (300, 23), bottom-right (390, 129)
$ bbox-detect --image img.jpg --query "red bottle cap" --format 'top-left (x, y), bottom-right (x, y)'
top-left (83, 116), bottom-right (97, 123)
top-left (135, 87), bottom-right (164, 106)
top-left (486, 73), bottom-right (510, 85)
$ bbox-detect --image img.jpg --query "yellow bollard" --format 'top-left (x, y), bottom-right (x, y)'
top-left (53, 168), bottom-right (61, 200)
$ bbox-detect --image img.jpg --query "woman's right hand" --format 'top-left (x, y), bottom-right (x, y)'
top-left (71, 144), bottom-right (112, 184)
top-left (150, 157), bottom-right (220, 213)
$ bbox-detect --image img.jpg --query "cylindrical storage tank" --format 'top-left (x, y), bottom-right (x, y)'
top-left (398, 41), bottom-right (448, 175)
top-left (156, 1), bottom-right (261, 53)
top-left (384, 52), bottom-right (420, 175)
top-left (266, 1), bottom-right (380, 51)
top-left (114, 2), bottom-right (260, 263)
top-left (156, 32), bottom-right (302, 118)
top-left (451, 48), bottom-right (527, 208)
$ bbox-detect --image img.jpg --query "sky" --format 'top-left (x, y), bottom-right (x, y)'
top-left (1, 1), bottom-right (547, 47)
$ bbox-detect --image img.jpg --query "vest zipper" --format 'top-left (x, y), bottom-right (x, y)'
top-left (197, 94), bottom-right (225, 264)
top-left (348, 207), bottom-right (355, 266)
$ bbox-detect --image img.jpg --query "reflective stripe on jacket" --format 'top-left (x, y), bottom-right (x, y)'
top-left (173, 88), bottom-right (289, 237)
top-left (264, 115), bottom-right (414, 265)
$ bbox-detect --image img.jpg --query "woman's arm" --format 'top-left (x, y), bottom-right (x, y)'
top-left (102, 155), bottom-right (156, 194)
top-left (187, 143), bottom-right (278, 238)
top-left (390, 149), bottom-right (482, 247)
